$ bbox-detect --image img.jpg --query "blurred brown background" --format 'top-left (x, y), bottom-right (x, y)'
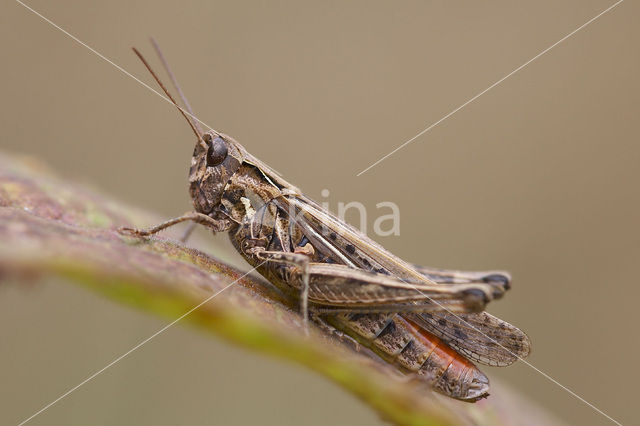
top-left (1, 1), bottom-right (637, 425)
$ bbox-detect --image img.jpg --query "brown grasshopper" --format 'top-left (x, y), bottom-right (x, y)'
top-left (120, 43), bottom-right (530, 402)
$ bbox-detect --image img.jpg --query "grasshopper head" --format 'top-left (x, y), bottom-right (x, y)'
top-left (130, 45), bottom-right (259, 228)
top-left (189, 132), bottom-right (243, 215)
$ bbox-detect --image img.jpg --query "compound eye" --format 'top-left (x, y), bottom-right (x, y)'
top-left (206, 136), bottom-right (228, 167)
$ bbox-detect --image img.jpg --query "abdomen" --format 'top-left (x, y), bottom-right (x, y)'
top-left (327, 312), bottom-right (490, 401)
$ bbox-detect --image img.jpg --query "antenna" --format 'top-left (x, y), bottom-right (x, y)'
top-left (131, 47), bottom-right (206, 147)
top-left (150, 37), bottom-right (204, 135)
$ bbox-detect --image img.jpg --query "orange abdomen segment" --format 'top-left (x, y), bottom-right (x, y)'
top-left (404, 317), bottom-right (490, 401)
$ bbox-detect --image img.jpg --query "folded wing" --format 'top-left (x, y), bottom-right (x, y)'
top-left (407, 311), bottom-right (531, 366)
